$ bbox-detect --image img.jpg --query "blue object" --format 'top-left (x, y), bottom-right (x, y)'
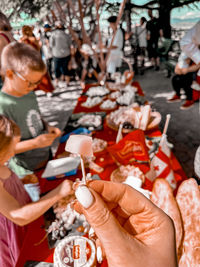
top-left (46, 168), bottom-right (78, 181)
top-left (60, 127), bottom-right (91, 143)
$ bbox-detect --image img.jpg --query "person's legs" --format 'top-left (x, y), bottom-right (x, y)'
top-left (59, 56), bottom-right (70, 84)
top-left (152, 40), bottom-right (159, 70)
top-left (180, 72), bottom-right (195, 109)
top-left (182, 72), bottom-right (194, 100)
top-left (168, 74), bottom-right (187, 102)
top-left (47, 58), bottom-right (53, 80)
top-left (53, 57), bottom-right (61, 86)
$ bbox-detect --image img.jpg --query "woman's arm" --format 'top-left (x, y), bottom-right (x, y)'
top-left (0, 179), bottom-right (73, 226)
top-left (182, 63), bottom-right (200, 74)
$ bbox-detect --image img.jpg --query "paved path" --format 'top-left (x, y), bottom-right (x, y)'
top-left (36, 70), bottom-right (200, 178)
top-left (136, 68), bottom-right (200, 178)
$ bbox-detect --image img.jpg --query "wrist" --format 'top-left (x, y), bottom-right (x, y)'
top-left (32, 137), bottom-right (39, 149)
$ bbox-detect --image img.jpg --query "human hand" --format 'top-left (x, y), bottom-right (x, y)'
top-left (55, 180), bottom-right (74, 198)
top-left (47, 125), bottom-right (61, 137)
top-left (181, 68), bottom-right (188, 75)
top-left (34, 133), bottom-right (57, 148)
top-left (175, 64), bottom-right (183, 75)
top-left (75, 181), bottom-right (178, 267)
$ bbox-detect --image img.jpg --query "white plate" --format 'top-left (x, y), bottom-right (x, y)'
top-left (41, 157), bottom-right (80, 178)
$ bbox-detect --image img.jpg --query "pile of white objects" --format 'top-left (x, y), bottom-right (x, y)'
top-left (117, 85), bottom-right (136, 106)
top-left (86, 86), bottom-right (109, 97)
top-left (100, 99), bottom-right (117, 110)
top-left (81, 96), bottom-right (102, 108)
top-left (77, 114), bottom-right (102, 128)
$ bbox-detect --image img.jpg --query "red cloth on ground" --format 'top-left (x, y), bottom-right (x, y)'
top-left (16, 81), bottom-right (187, 267)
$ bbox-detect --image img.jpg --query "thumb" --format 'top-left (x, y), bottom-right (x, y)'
top-left (75, 185), bottom-right (131, 258)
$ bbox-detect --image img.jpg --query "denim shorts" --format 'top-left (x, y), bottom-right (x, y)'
top-left (53, 55), bottom-right (70, 78)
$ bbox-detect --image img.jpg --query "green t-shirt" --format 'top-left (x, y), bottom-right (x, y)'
top-left (0, 91), bottom-right (50, 175)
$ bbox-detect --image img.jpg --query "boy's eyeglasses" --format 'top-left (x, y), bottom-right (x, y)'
top-left (14, 71), bottom-right (42, 88)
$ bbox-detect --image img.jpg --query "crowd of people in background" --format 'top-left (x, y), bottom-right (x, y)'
top-left (2, 9), bottom-right (165, 91)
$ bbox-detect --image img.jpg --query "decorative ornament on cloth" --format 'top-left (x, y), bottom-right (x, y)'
top-left (145, 134), bottom-right (177, 190)
top-left (107, 129), bottom-right (149, 165)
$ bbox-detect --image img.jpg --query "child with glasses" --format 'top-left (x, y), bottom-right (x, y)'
top-left (0, 115), bottom-right (73, 266)
top-left (0, 42), bottom-right (61, 179)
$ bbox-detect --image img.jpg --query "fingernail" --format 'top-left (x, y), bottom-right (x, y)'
top-left (97, 246), bottom-right (103, 263)
top-left (75, 185), bottom-right (94, 209)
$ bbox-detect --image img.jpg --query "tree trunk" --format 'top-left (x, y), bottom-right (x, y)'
top-left (158, 1), bottom-right (172, 38)
top-left (125, 0), bottom-right (132, 34)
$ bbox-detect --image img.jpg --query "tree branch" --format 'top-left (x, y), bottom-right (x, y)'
top-left (105, 0), bottom-right (159, 10)
top-left (171, 0), bottom-right (200, 9)
top-left (8, 0), bottom-right (27, 19)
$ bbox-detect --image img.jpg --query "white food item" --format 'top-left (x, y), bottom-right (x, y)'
top-left (109, 107), bottom-right (136, 126)
top-left (86, 86), bottom-right (109, 97)
top-left (119, 165), bottom-right (145, 182)
top-left (65, 135), bottom-right (93, 157)
top-left (77, 115), bottom-right (102, 128)
top-left (82, 97), bottom-right (102, 108)
top-left (123, 176), bottom-right (151, 199)
top-left (100, 99), bottom-right (117, 110)
top-left (124, 176), bottom-right (143, 188)
top-left (123, 85), bottom-right (137, 93)
top-left (92, 138), bottom-right (107, 153)
top-left (117, 85), bottom-right (136, 105)
top-left (134, 111), bottom-right (142, 129)
top-left (111, 165), bottom-right (145, 184)
top-left (97, 246), bottom-right (103, 264)
top-left (116, 123), bottom-right (123, 143)
top-left (89, 161), bottom-right (104, 173)
top-left (140, 105), bottom-right (151, 131)
top-left (117, 90), bottom-right (135, 106)
top-left (109, 91), bottom-right (121, 99)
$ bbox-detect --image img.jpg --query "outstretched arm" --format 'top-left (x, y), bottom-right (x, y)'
top-left (0, 179), bottom-right (73, 226)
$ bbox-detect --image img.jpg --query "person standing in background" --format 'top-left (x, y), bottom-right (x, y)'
top-left (0, 11), bottom-right (15, 89)
top-left (41, 24), bottom-right (53, 80)
top-left (49, 21), bottom-right (71, 86)
top-left (132, 17), bottom-right (147, 74)
top-left (19, 25), bottom-right (41, 51)
top-left (106, 16), bottom-right (124, 77)
top-left (146, 10), bottom-right (162, 71)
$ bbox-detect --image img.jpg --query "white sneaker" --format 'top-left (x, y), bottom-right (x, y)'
top-left (46, 92), bottom-right (53, 98)
top-left (58, 81), bottom-right (67, 88)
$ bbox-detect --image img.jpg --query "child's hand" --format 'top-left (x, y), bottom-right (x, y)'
top-left (34, 133), bottom-right (57, 148)
top-left (181, 68), bottom-right (189, 75)
top-left (47, 125), bottom-right (61, 137)
top-left (56, 180), bottom-right (74, 198)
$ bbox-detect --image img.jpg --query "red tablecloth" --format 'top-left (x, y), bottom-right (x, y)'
top-left (16, 81), bottom-right (187, 266)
